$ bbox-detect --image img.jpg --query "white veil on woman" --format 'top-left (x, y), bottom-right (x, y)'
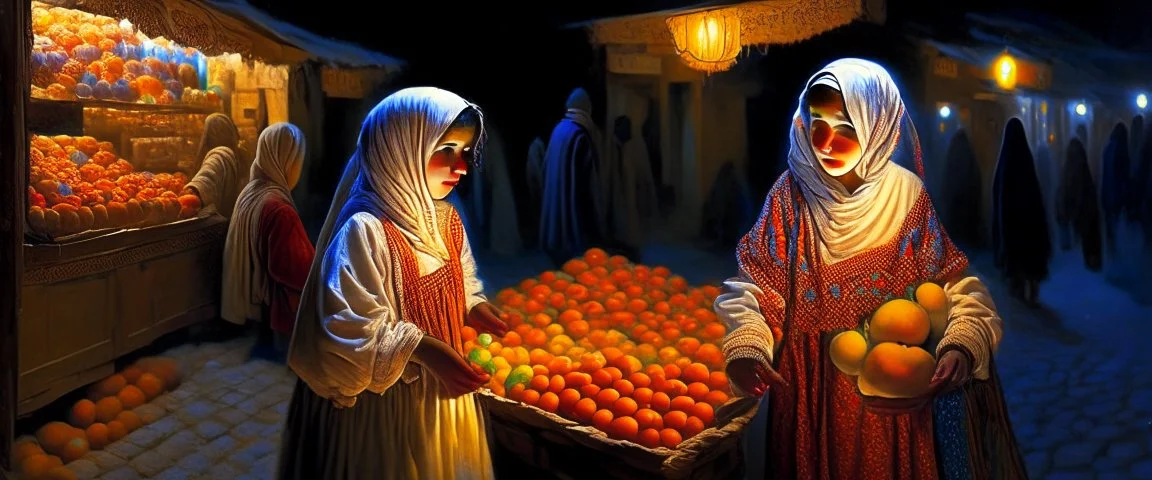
top-left (288, 87), bottom-right (484, 385)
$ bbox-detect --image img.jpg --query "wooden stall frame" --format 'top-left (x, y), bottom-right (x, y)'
top-left (1, 0), bottom-right (30, 471)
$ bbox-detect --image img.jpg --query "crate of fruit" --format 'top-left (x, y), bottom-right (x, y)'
top-left (467, 249), bottom-right (760, 479)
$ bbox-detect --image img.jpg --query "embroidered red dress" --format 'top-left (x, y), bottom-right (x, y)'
top-left (258, 197), bottom-right (315, 335)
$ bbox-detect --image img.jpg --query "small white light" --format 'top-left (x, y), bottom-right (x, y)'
top-left (1137, 94), bottom-right (1148, 110)
top-left (1075, 103), bottom-right (1087, 116)
top-left (939, 105), bottom-right (952, 119)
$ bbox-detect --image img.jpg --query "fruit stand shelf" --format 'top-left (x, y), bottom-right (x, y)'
top-left (27, 97), bottom-right (222, 137)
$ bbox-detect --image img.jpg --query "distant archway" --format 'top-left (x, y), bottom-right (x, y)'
top-left (940, 130), bottom-right (983, 248)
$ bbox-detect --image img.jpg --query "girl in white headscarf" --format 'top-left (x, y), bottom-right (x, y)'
top-left (715, 59), bottom-right (1026, 479)
top-left (220, 123), bottom-right (311, 358)
top-left (279, 87), bottom-right (506, 480)
top-left (184, 146), bottom-right (242, 218)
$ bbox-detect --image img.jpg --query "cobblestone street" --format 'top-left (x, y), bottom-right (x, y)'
top-left (21, 244), bottom-right (1151, 480)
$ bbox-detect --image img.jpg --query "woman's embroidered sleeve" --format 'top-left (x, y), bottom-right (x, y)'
top-left (936, 276), bottom-right (1003, 380)
top-left (460, 229), bottom-right (488, 311)
top-left (318, 214), bottom-right (424, 405)
top-left (716, 270), bottom-right (781, 368)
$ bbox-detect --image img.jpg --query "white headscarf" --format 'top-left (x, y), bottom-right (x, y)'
top-left (293, 87), bottom-right (482, 336)
top-left (220, 123), bottom-right (306, 325)
top-left (186, 146), bottom-right (241, 218)
top-left (786, 58), bottom-right (926, 264)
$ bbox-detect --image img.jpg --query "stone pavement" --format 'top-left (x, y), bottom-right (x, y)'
top-left (29, 243), bottom-right (1151, 479)
top-left (47, 339), bottom-right (292, 480)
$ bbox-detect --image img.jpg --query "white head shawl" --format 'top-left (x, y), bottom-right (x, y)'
top-left (786, 58), bottom-right (926, 264)
top-left (293, 87), bottom-right (483, 335)
top-left (186, 146), bottom-right (241, 218)
top-left (220, 123), bottom-right (306, 324)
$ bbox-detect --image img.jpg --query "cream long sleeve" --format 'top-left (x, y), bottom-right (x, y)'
top-left (715, 271), bottom-right (781, 368)
top-left (459, 230), bottom-right (488, 311)
top-left (313, 213), bottom-right (425, 407)
top-left (935, 275), bottom-right (1003, 380)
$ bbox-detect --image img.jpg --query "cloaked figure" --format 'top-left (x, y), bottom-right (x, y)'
top-left (1101, 123), bottom-right (1131, 252)
top-left (600, 114), bottom-right (660, 260)
top-left (1056, 138), bottom-right (1103, 271)
top-left (221, 123), bottom-right (313, 359)
top-left (1135, 123), bottom-right (1152, 245)
top-left (184, 146), bottom-right (242, 218)
top-left (524, 136), bottom-right (546, 247)
top-left (539, 88), bottom-right (606, 266)
top-left (717, 59), bottom-right (1026, 480)
top-left (991, 118), bottom-right (1051, 306)
top-left (281, 88), bottom-right (504, 480)
top-left (938, 130), bottom-right (984, 249)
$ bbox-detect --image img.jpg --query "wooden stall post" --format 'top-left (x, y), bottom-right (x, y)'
top-left (0, 0), bottom-right (30, 471)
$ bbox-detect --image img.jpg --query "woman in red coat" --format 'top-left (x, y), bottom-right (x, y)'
top-left (718, 59), bottom-right (1027, 479)
top-left (221, 122), bottom-right (313, 359)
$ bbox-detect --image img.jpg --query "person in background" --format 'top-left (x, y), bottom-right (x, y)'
top-left (539, 87), bottom-right (607, 267)
top-left (1056, 138), bottom-right (1103, 271)
top-left (184, 146), bottom-right (242, 218)
top-left (717, 59), bottom-right (1025, 479)
top-left (196, 113), bottom-right (252, 182)
top-left (453, 123), bottom-right (522, 256)
top-left (524, 136), bottom-right (546, 248)
top-left (991, 118), bottom-right (1051, 306)
top-left (221, 123), bottom-right (312, 360)
top-left (280, 88), bottom-right (505, 480)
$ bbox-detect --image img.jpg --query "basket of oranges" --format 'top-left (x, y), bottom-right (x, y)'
top-left (470, 249), bottom-right (758, 479)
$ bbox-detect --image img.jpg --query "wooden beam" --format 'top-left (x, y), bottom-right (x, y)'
top-left (0, 0), bottom-right (29, 472)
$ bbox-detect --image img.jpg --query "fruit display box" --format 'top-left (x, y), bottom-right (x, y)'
top-left (479, 391), bottom-right (756, 479)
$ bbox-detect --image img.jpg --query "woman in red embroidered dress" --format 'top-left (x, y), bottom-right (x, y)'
top-left (280, 88), bottom-right (507, 480)
top-left (717, 59), bottom-right (1027, 479)
top-left (221, 123), bottom-right (313, 359)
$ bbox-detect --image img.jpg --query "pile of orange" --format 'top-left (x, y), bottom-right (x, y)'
top-left (12, 357), bottom-right (182, 479)
top-left (466, 248), bottom-right (736, 450)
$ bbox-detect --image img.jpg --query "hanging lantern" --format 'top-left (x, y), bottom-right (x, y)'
top-left (993, 52), bottom-right (1017, 90)
top-left (665, 9), bottom-right (742, 74)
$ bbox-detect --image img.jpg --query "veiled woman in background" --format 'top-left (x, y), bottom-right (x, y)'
top-left (1056, 138), bottom-right (1103, 271)
top-left (992, 118), bottom-right (1051, 306)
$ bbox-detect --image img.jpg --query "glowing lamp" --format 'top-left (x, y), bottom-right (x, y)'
top-left (1137, 93), bottom-right (1148, 109)
top-left (939, 105), bottom-right (951, 118)
top-left (666, 9), bottom-right (742, 74)
top-left (993, 53), bottom-right (1017, 90)
top-left (1075, 103), bottom-right (1087, 116)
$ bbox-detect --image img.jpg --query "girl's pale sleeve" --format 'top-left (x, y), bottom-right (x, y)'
top-left (936, 275), bottom-right (1004, 380)
top-left (460, 228), bottom-right (488, 311)
top-left (317, 213), bottom-right (424, 406)
top-left (715, 269), bottom-right (783, 371)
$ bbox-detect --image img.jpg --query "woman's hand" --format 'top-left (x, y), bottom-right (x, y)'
top-left (929, 349), bottom-right (972, 394)
top-left (415, 336), bottom-right (489, 397)
top-left (466, 302), bottom-right (508, 337)
top-left (727, 357), bottom-right (787, 397)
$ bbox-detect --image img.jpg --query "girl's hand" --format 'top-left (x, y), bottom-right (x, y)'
top-left (929, 349), bottom-right (972, 394)
top-left (415, 336), bottom-right (490, 397)
top-left (466, 302), bottom-right (508, 337)
top-left (727, 358), bottom-right (787, 397)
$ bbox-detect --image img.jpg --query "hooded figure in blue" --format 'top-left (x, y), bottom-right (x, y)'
top-left (539, 87), bottom-right (607, 266)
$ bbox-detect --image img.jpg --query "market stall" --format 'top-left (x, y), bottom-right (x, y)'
top-left (2, 0), bottom-right (403, 442)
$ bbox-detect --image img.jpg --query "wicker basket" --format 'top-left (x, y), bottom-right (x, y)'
top-left (478, 390), bottom-right (759, 479)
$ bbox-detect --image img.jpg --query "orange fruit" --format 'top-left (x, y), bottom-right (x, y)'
top-left (675, 338), bottom-right (702, 356)
top-left (628, 373), bottom-right (651, 389)
top-left (135, 373), bottom-right (165, 399)
top-left (538, 392), bottom-right (560, 413)
top-left (548, 375), bottom-right (566, 393)
top-left (59, 437), bottom-right (89, 463)
top-left (68, 400), bottom-right (96, 428)
top-left (85, 423), bottom-right (110, 449)
top-left (531, 364), bottom-right (549, 377)
top-left (92, 396), bottom-right (122, 425)
top-left (562, 258), bottom-right (589, 276)
top-left (664, 380), bottom-right (689, 397)
top-left (604, 367), bottom-right (624, 383)
top-left (632, 387), bottom-right (654, 407)
top-left (579, 384), bottom-right (601, 398)
top-left (684, 416), bottom-right (706, 438)
top-left (592, 409), bottom-right (614, 430)
top-left (696, 344), bottom-right (723, 366)
top-left (584, 248), bottom-right (609, 266)
top-left (117, 385), bottom-right (147, 409)
top-left (520, 389), bottom-right (541, 406)
top-left (686, 382), bottom-right (711, 401)
top-left (670, 395), bottom-right (696, 413)
top-left (650, 392), bottom-right (672, 413)
top-left (116, 411), bottom-right (143, 432)
top-left (461, 326), bottom-right (478, 342)
top-left (611, 379), bottom-right (634, 397)
top-left (120, 366), bottom-right (144, 385)
top-left (612, 397), bottom-right (638, 417)
top-left (663, 410), bottom-right (688, 430)
top-left (563, 372), bottom-right (592, 388)
top-left (595, 388), bottom-right (621, 409)
top-left (600, 347), bottom-right (624, 363)
top-left (105, 421), bottom-right (127, 442)
top-left (558, 389), bottom-right (582, 413)
top-left (609, 416), bottom-right (639, 441)
top-left (13, 440), bottom-right (45, 463)
top-left (663, 364), bottom-right (682, 380)
top-left (19, 454), bottom-right (63, 477)
top-left (507, 384), bottom-right (527, 402)
top-left (682, 363), bottom-right (710, 384)
top-left (573, 398), bottom-right (598, 421)
top-left (529, 375), bottom-right (550, 392)
top-left (690, 402), bottom-right (715, 425)
top-left (501, 331), bottom-right (522, 347)
top-left (547, 357), bottom-right (573, 375)
top-left (700, 323), bottom-right (726, 340)
top-left (590, 369), bottom-right (613, 387)
top-left (707, 371), bottom-right (730, 390)
top-left (660, 428), bottom-right (683, 448)
top-left (90, 374), bottom-right (126, 399)
top-left (638, 428), bottom-right (662, 448)
top-left (704, 390), bottom-right (730, 408)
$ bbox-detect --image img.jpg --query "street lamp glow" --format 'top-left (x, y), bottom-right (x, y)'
top-left (1137, 93), bottom-right (1148, 109)
top-left (939, 105), bottom-right (951, 118)
top-left (1075, 103), bottom-right (1087, 116)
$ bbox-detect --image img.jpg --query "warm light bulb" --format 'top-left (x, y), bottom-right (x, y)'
top-left (939, 105), bottom-right (951, 118)
top-left (1138, 93), bottom-right (1148, 110)
top-left (1076, 103), bottom-right (1087, 116)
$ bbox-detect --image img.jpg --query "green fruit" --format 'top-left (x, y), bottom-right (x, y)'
top-left (467, 348), bottom-right (483, 364)
top-left (482, 361), bottom-right (497, 375)
top-left (505, 365), bottom-right (534, 389)
top-left (477, 333), bottom-right (493, 347)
